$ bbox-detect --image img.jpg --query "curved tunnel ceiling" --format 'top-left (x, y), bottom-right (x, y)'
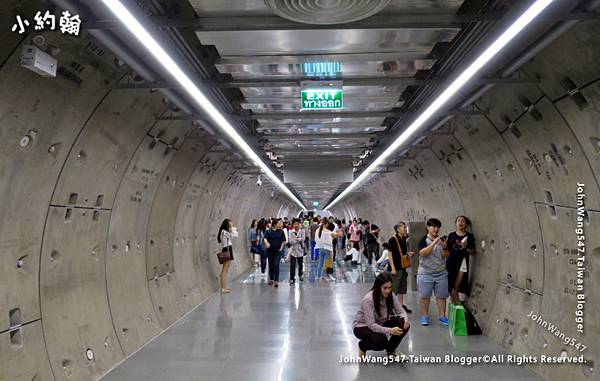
top-left (1, 0), bottom-right (599, 380)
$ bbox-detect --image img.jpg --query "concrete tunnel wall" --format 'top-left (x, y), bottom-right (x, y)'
top-left (0, 16), bottom-right (599, 381)
top-left (332, 20), bottom-right (599, 381)
top-left (0, 31), bottom-right (295, 381)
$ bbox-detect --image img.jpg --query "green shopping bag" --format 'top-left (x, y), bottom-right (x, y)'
top-left (448, 303), bottom-right (468, 336)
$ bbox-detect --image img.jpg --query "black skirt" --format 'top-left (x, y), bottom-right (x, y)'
top-left (222, 245), bottom-right (234, 261)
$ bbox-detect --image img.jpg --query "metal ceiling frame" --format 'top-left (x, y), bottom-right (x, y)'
top-left (156, 108), bottom-right (487, 121)
top-left (112, 75), bottom-right (539, 89)
top-left (86, 11), bottom-right (600, 31)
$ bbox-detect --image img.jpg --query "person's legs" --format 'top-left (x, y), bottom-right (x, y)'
top-left (447, 270), bottom-right (459, 304)
top-left (318, 249), bottom-right (331, 279)
top-left (317, 250), bottom-right (326, 278)
top-left (268, 250), bottom-right (276, 283)
top-left (273, 251), bottom-right (281, 283)
top-left (374, 243), bottom-right (380, 262)
top-left (310, 240), bottom-right (316, 260)
top-left (451, 271), bottom-right (465, 304)
top-left (434, 272), bottom-right (449, 319)
top-left (365, 243), bottom-right (373, 264)
top-left (417, 274), bottom-right (434, 323)
top-left (397, 269), bottom-right (412, 313)
top-left (420, 298), bottom-right (430, 317)
top-left (220, 260), bottom-right (231, 291)
top-left (353, 327), bottom-right (388, 352)
top-left (298, 256), bottom-right (304, 279)
top-left (260, 250), bottom-right (267, 274)
top-left (436, 298), bottom-right (447, 318)
top-left (290, 256), bottom-right (297, 282)
top-left (391, 273), bottom-right (401, 296)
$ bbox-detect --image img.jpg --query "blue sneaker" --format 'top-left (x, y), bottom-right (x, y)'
top-left (439, 316), bottom-right (449, 326)
top-left (420, 316), bottom-right (430, 326)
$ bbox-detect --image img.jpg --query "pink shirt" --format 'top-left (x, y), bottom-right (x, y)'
top-left (352, 291), bottom-right (408, 335)
top-left (349, 224), bottom-right (361, 242)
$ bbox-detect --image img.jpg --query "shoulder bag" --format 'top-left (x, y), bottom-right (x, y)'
top-left (394, 236), bottom-right (411, 269)
top-left (217, 247), bottom-right (232, 264)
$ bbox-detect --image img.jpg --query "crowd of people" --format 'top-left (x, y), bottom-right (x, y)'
top-left (216, 214), bottom-right (476, 357)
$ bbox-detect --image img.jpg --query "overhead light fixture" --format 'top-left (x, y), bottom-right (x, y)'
top-left (325, 0), bottom-right (554, 211)
top-left (100, 0), bottom-right (307, 211)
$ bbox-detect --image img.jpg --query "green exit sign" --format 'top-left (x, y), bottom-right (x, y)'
top-left (312, 201), bottom-right (319, 206)
top-left (301, 89), bottom-right (343, 110)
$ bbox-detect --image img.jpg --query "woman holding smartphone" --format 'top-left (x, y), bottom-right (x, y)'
top-left (352, 272), bottom-right (411, 357)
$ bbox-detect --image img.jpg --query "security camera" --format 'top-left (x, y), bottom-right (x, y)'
top-left (256, 175), bottom-right (262, 187)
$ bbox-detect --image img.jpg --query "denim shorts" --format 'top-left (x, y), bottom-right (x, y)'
top-left (417, 271), bottom-right (449, 299)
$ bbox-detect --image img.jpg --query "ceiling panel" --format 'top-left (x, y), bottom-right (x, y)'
top-left (187, 0), bottom-right (466, 206)
top-left (242, 100), bottom-right (400, 112)
top-left (256, 117), bottom-right (385, 125)
top-left (215, 58), bottom-right (435, 78)
top-left (240, 85), bottom-right (408, 98)
top-left (190, 0), bottom-right (463, 17)
top-left (196, 29), bottom-right (458, 56)
top-left (258, 126), bottom-right (386, 134)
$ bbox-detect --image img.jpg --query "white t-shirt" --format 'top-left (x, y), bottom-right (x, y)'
top-left (348, 247), bottom-right (359, 255)
top-left (377, 249), bottom-right (390, 264)
top-left (315, 227), bottom-right (333, 251)
top-left (220, 229), bottom-right (237, 248)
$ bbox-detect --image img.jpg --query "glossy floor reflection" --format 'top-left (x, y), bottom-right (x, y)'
top-left (102, 257), bottom-right (545, 381)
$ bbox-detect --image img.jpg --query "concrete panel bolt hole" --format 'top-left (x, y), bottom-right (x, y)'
top-left (582, 360), bottom-right (594, 376)
top-left (64, 208), bottom-right (72, 222)
top-left (530, 244), bottom-right (538, 257)
top-left (48, 143), bottom-right (61, 158)
top-left (16, 255), bottom-right (27, 271)
top-left (85, 348), bottom-right (95, 362)
top-left (49, 250), bottom-right (60, 263)
top-left (62, 359), bottom-right (73, 377)
top-left (9, 328), bottom-right (22, 348)
top-left (9, 308), bottom-right (22, 328)
top-left (76, 150), bottom-right (87, 165)
top-left (520, 327), bottom-right (528, 339)
top-left (19, 135), bottom-right (32, 148)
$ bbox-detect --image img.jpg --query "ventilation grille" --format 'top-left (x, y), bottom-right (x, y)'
top-left (265, 0), bottom-right (391, 25)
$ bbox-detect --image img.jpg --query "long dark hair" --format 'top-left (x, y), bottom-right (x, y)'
top-left (455, 215), bottom-right (472, 227)
top-left (318, 221), bottom-right (334, 238)
top-left (217, 218), bottom-right (231, 244)
top-left (249, 219), bottom-right (257, 230)
top-left (256, 219), bottom-right (266, 232)
top-left (371, 272), bottom-right (394, 317)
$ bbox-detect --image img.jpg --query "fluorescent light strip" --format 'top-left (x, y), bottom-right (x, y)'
top-left (325, 0), bottom-right (554, 211)
top-left (100, 0), bottom-right (307, 211)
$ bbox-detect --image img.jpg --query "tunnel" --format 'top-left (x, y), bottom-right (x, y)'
top-left (1, 0), bottom-right (598, 380)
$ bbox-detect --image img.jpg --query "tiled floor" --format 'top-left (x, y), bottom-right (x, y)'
top-left (101, 257), bottom-right (545, 381)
